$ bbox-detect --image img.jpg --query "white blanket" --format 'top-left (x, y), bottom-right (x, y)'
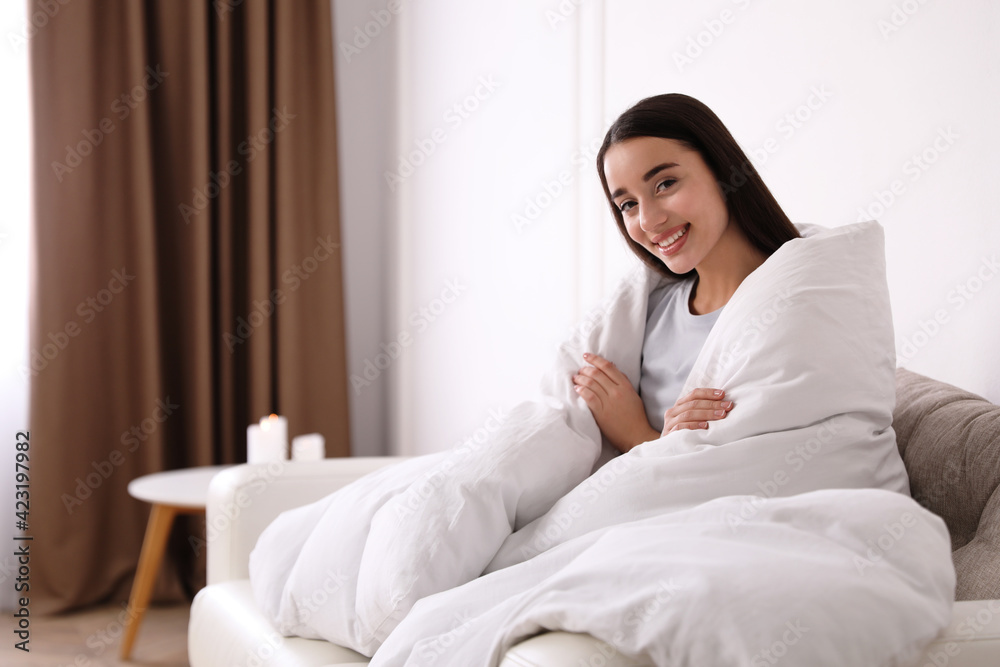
top-left (371, 489), bottom-right (954, 667)
top-left (249, 221), bottom-right (955, 665)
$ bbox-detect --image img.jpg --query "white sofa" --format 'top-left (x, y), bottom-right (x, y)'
top-left (189, 455), bottom-right (1000, 666)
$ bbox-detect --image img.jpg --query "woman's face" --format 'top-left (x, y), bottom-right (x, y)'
top-left (603, 137), bottom-right (732, 275)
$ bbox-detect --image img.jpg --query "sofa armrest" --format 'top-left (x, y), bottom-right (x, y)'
top-left (205, 456), bottom-right (407, 584)
top-left (921, 599), bottom-right (1000, 665)
top-left (500, 632), bottom-right (652, 666)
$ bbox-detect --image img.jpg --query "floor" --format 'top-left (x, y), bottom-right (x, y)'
top-left (1, 602), bottom-right (190, 667)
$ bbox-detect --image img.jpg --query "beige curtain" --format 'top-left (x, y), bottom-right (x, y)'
top-left (29, 0), bottom-right (350, 613)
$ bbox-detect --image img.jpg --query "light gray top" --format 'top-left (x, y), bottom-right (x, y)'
top-left (639, 277), bottom-right (723, 432)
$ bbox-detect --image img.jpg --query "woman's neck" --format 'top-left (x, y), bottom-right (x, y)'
top-left (689, 225), bottom-right (767, 315)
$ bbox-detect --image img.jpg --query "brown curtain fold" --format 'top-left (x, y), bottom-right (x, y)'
top-left (29, 0), bottom-right (351, 613)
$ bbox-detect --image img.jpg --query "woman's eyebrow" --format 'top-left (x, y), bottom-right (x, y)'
top-left (610, 162), bottom-right (680, 200)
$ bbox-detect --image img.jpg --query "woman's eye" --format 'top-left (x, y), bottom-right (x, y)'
top-left (656, 179), bottom-right (676, 192)
top-left (619, 201), bottom-right (636, 213)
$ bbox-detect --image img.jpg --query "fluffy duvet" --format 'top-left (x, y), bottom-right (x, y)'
top-left (249, 221), bottom-right (956, 666)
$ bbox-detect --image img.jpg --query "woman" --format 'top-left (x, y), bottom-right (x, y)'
top-left (572, 94), bottom-right (800, 453)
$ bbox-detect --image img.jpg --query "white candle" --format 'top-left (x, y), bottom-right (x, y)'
top-left (292, 433), bottom-right (325, 461)
top-left (248, 415), bottom-right (288, 463)
top-left (259, 414), bottom-right (288, 459)
top-left (247, 423), bottom-right (281, 463)
top-left (247, 423), bottom-right (261, 455)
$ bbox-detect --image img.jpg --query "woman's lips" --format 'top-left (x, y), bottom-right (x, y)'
top-left (655, 223), bottom-right (689, 257)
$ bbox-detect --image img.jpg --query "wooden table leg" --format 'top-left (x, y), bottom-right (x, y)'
top-left (120, 503), bottom-right (178, 660)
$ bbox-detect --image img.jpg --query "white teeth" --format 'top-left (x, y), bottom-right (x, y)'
top-left (657, 225), bottom-right (687, 247)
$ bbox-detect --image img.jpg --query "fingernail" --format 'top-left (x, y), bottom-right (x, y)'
top-left (713, 390), bottom-right (723, 396)
top-left (722, 401), bottom-right (733, 409)
top-left (574, 386), bottom-right (582, 393)
top-left (714, 410), bottom-right (725, 417)
top-left (700, 422), bottom-right (709, 428)
top-left (583, 352), bottom-right (591, 359)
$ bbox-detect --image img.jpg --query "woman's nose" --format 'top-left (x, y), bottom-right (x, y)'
top-left (638, 201), bottom-right (666, 232)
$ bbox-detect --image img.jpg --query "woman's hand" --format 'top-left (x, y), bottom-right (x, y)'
top-left (661, 388), bottom-right (734, 435)
top-left (573, 353), bottom-right (659, 453)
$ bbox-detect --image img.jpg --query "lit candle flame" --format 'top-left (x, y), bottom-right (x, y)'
top-left (261, 414), bottom-right (279, 431)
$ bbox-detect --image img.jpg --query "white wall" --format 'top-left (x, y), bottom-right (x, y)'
top-left (389, 0), bottom-right (622, 455)
top-left (332, 0), bottom-right (400, 456)
top-left (337, 0), bottom-right (1000, 456)
top-left (0, 0), bottom-right (31, 610)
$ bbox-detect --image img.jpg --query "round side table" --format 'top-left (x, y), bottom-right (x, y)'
top-left (120, 465), bottom-right (233, 660)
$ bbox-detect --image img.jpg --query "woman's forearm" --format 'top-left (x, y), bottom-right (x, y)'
top-left (621, 425), bottom-right (662, 453)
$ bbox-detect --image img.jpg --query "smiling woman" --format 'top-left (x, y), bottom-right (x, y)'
top-left (572, 94), bottom-right (801, 452)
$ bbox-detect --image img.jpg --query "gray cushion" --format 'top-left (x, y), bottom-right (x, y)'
top-left (893, 367), bottom-right (1000, 600)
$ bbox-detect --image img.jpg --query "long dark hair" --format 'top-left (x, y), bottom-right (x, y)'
top-left (596, 94), bottom-right (800, 279)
